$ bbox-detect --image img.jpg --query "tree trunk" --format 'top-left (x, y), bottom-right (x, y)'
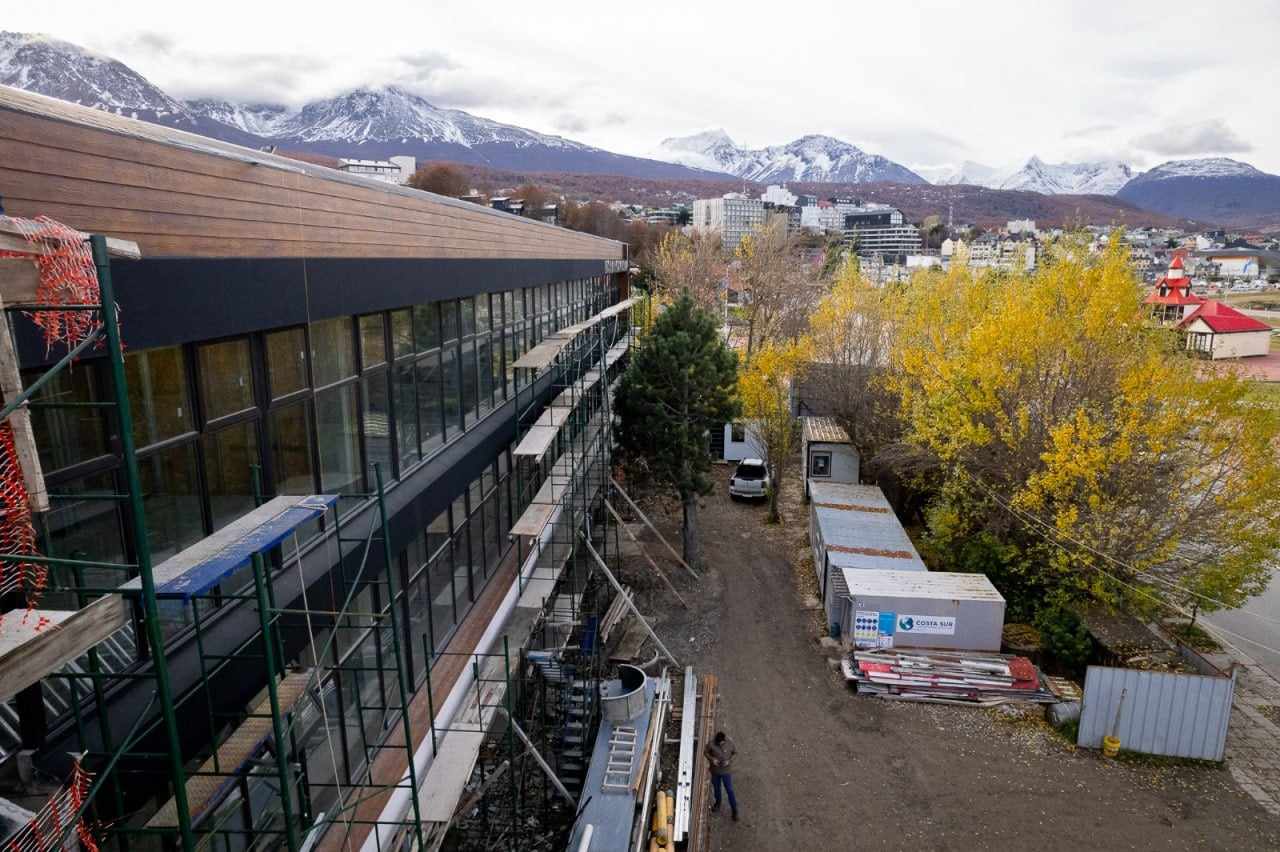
top-left (681, 490), bottom-right (701, 569)
top-left (768, 466), bottom-right (781, 524)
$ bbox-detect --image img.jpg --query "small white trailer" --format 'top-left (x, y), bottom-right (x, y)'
top-left (801, 417), bottom-right (859, 500)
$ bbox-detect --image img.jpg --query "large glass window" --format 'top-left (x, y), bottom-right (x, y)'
top-left (441, 347), bottom-right (461, 434)
top-left (269, 403), bottom-right (314, 495)
top-left (362, 373), bottom-right (393, 481)
top-left (311, 318), bottom-right (355, 387)
top-left (359, 314), bottom-right (386, 368)
top-left (198, 339), bottom-right (255, 420)
top-left (393, 362), bottom-right (419, 469)
top-left (138, 442), bottom-right (202, 562)
top-left (266, 328), bottom-right (308, 398)
top-left (26, 362), bottom-right (108, 471)
top-left (391, 310), bottom-right (414, 359)
top-left (316, 384), bottom-right (361, 495)
top-left (202, 420), bottom-right (260, 531)
top-left (477, 336), bottom-right (494, 412)
top-left (476, 293), bottom-right (491, 333)
top-left (441, 301), bottom-right (459, 345)
top-left (126, 346), bottom-right (193, 448)
top-left (416, 353), bottom-right (443, 452)
top-left (460, 341), bottom-right (478, 426)
top-left (459, 297), bottom-right (476, 337)
top-left (414, 304), bottom-right (440, 352)
top-left (37, 472), bottom-right (125, 609)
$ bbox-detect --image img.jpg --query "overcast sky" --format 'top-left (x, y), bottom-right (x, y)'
top-left (9, 0), bottom-right (1280, 174)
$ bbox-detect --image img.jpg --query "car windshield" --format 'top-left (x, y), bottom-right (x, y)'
top-left (736, 463), bottom-right (766, 480)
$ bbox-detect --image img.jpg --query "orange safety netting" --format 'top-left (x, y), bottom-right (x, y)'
top-left (3, 760), bottom-right (99, 852)
top-left (0, 214), bottom-right (103, 354)
top-left (0, 214), bottom-right (105, 624)
top-left (0, 420), bottom-right (42, 621)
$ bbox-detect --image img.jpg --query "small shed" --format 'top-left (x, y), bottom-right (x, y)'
top-left (808, 481), bottom-right (926, 633)
top-left (801, 416), bottom-right (859, 500)
top-left (839, 569), bottom-right (1006, 652)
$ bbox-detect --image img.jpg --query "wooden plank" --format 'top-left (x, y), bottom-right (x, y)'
top-left (0, 97), bottom-right (625, 262)
top-left (0, 597), bottom-right (129, 702)
top-left (147, 670), bottom-right (314, 827)
top-left (0, 165), bottom-right (590, 252)
top-left (512, 424), bottom-right (559, 458)
top-left (0, 102), bottom-right (620, 254)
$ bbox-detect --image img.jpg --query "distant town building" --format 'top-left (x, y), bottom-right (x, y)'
top-left (761, 184), bottom-right (799, 207)
top-left (841, 204), bottom-right (922, 262)
top-left (946, 236), bottom-right (1036, 271)
top-left (800, 203), bottom-right (845, 234)
top-left (691, 193), bottom-right (768, 251)
top-left (1196, 248), bottom-right (1280, 281)
top-left (1006, 219), bottom-right (1036, 235)
top-left (1144, 256), bottom-right (1204, 324)
top-left (336, 155), bottom-right (416, 184)
top-left (1180, 301), bottom-right (1273, 359)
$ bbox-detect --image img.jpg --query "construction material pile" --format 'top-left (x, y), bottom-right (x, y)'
top-left (841, 648), bottom-right (1060, 705)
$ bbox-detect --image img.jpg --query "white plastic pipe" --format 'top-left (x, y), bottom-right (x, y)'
top-left (362, 508), bottom-right (561, 852)
top-left (576, 824), bottom-right (594, 852)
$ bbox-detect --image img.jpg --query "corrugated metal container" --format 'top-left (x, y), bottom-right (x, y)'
top-left (1077, 665), bottom-right (1235, 761)
top-left (839, 569), bottom-right (1006, 652)
top-left (808, 482), bottom-right (928, 633)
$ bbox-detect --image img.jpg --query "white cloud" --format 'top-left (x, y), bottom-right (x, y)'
top-left (4, 0), bottom-right (1279, 172)
top-left (1133, 118), bottom-right (1253, 157)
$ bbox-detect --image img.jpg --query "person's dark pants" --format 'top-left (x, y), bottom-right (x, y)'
top-left (712, 772), bottom-right (738, 815)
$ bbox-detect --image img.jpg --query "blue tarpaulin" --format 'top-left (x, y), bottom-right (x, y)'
top-left (120, 495), bottom-right (337, 600)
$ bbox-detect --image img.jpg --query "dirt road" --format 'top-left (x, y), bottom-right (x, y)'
top-left (620, 475), bottom-right (1280, 851)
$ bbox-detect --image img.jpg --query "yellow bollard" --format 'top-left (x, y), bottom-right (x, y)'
top-left (1102, 735), bottom-right (1121, 758)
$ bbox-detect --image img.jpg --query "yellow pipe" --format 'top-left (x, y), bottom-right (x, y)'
top-left (652, 790), bottom-right (670, 846)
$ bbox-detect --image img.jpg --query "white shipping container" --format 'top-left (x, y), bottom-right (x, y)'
top-left (839, 569), bottom-right (1005, 652)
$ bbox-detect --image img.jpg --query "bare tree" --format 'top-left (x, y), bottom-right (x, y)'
top-left (648, 230), bottom-right (726, 313)
top-left (732, 215), bottom-right (816, 360)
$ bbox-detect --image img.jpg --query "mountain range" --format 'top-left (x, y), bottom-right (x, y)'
top-left (0, 31), bottom-right (714, 179)
top-left (652, 129), bottom-right (925, 184)
top-left (1, 31), bottom-right (1278, 227)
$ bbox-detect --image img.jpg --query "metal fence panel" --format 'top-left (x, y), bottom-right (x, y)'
top-left (1077, 665), bottom-right (1235, 761)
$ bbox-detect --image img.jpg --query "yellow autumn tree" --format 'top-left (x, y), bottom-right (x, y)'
top-left (887, 234), bottom-right (1280, 615)
top-left (738, 340), bottom-right (808, 523)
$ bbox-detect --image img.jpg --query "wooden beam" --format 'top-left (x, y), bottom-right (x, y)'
top-left (578, 532), bottom-right (679, 665)
top-left (603, 499), bottom-right (688, 609)
top-left (610, 478), bottom-right (698, 580)
top-left (0, 596), bottom-right (129, 702)
top-left (0, 222), bottom-right (140, 261)
top-left (0, 293), bottom-right (48, 511)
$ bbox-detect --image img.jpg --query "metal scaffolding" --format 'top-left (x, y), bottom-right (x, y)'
top-left (0, 236), bottom-right (427, 852)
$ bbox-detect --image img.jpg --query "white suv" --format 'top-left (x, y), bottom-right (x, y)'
top-left (729, 458), bottom-right (771, 500)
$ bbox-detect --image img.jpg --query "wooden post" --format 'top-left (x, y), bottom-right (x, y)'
top-left (603, 499), bottom-right (688, 609)
top-left (0, 295), bottom-right (48, 512)
top-left (610, 478), bottom-right (698, 580)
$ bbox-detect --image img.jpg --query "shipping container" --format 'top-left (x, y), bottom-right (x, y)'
top-left (801, 417), bottom-right (859, 500)
top-left (808, 482), bottom-right (926, 633)
top-left (838, 569), bottom-right (1005, 652)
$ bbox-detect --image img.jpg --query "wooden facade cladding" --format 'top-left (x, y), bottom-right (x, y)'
top-left (0, 86), bottom-right (624, 262)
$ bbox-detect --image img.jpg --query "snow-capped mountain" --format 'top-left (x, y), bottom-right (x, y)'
top-left (0, 31), bottom-right (191, 121)
top-left (185, 98), bottom-right (291, 137)
top-left (654, 130), bottom-right (926, 184)
top-left (0, 31), bottom-right (720, 180)
top-left (920, 160), bottom-right (1010, 187)
top-left (998, 156), bottom-right (1136, 195)
top-left (1116, 158), bottom-right (1280, 225)
top-left (1125, 157), bottom-right (1264, 181)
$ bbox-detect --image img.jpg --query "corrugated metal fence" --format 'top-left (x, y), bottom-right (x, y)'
top-left (1077, 665), bottom-right (1236, 761)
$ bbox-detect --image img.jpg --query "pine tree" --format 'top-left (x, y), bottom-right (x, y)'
top-left (616, 293), bottom-right (740, 568)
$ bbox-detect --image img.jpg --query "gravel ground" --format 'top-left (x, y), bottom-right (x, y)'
top-left (613, 468), bottom-right (1280, 851)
